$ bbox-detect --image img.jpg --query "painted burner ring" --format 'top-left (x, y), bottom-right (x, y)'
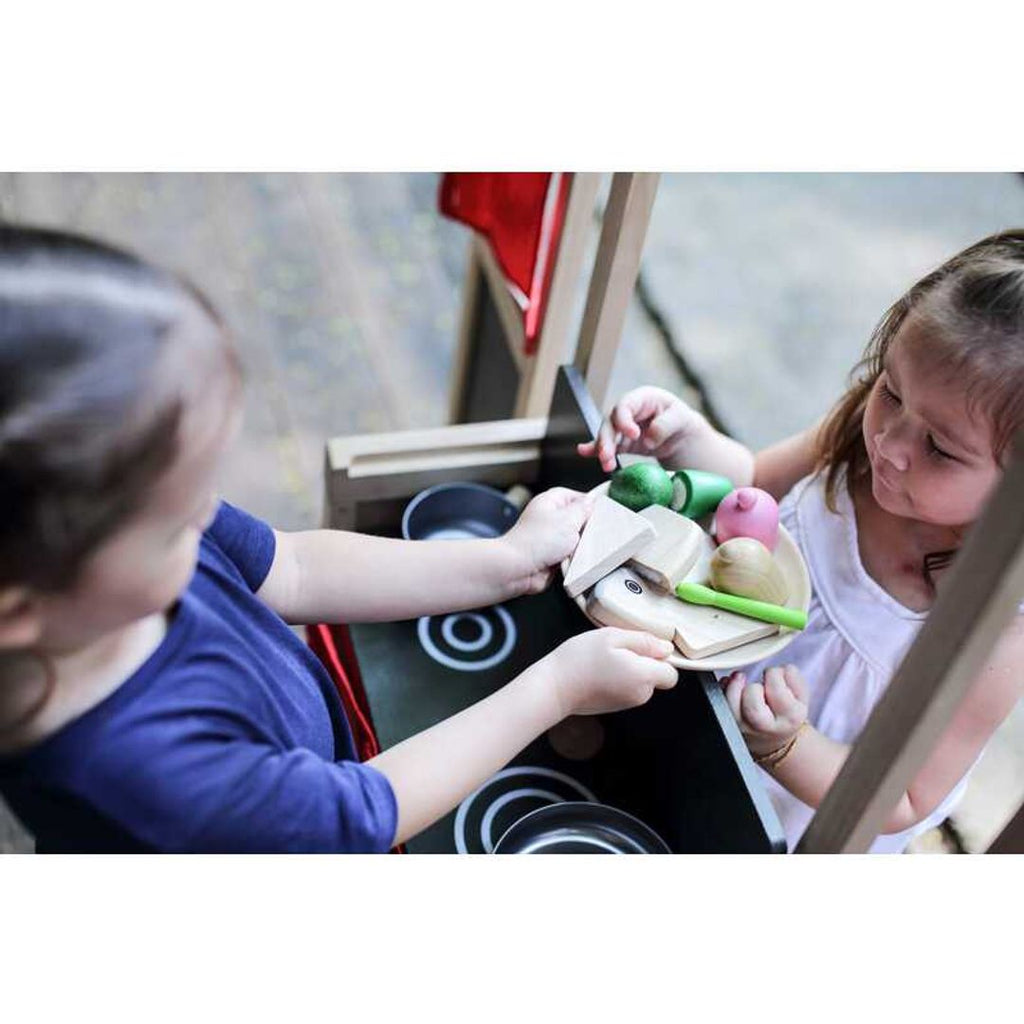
top-left (454, 765), bottom-right (598, 854)
top-left (417, 605), bottom-right (517, 672)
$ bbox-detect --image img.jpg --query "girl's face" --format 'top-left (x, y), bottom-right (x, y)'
top-left (33, 354), bottom-right (243, 654)
top-left (862, 320), bottom-right (1002, 527)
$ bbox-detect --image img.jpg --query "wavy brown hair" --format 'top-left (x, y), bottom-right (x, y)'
top-left (813, 229), bottom-right (1024, 591)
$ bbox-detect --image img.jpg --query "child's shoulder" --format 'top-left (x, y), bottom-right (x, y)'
top-left (202, 500), bottom-right (277, 593)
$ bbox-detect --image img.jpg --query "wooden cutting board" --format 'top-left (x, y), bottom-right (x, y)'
top-left (588, 566), bottom-right (778, 659)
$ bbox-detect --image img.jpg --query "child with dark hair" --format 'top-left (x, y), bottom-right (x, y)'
top-left (0, 225), bottom-right (677, 852)
top-left (580, 230), bottom-right (1024, 852)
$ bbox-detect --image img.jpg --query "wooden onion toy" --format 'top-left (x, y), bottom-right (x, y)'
top-left (709, 537), bottom-right (789, 605)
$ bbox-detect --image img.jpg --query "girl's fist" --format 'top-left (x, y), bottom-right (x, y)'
top-left (722, 664), bottom-right (808, 757)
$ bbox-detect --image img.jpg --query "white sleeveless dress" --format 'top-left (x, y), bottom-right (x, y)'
top-left (720, 470), bottom-right (976, 854)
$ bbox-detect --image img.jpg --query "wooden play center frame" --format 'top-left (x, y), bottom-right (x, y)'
top-left (324, 173), bottom-right (1024, 854)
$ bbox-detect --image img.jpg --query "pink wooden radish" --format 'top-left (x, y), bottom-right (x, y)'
top-left (714, 486), bottom-right (780, 552)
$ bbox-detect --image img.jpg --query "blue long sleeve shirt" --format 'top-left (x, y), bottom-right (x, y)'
top-left (0, 502), bottom-right (398, 853)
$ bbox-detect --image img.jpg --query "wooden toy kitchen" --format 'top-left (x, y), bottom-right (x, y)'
top-left (318, 173), bottom-right (1024, 855)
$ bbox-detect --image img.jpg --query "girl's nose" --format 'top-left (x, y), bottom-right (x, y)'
top-left (873, 429), bottom-right (910, 472)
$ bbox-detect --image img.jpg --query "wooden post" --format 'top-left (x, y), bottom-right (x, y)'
top-left (796, 430), bottom-right (1024, 853)
top-left (514, 173), bottom-right (602, 417)
top-left (987, 799), bottom-right (1024, 853)
top-left (573, 173), bottom-right (660, 409)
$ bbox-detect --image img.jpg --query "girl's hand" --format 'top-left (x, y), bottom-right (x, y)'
top-left (722, 664), bottom-right (809, 757)
top-left (542, 628), bottom-right (678, 717)
top-left (577, 386), bottom-right (708, 473)
top-left (501, 487), bottom-right (594, 596)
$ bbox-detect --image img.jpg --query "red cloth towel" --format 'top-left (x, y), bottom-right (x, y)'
top-left (307, 622), bottom-right (380, 762)
top-left (439, 172), bottom-right (569, 355)
top-left (306, 623), bottom-right (406, 853)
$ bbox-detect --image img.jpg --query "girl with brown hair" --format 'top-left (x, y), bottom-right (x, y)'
top-left (581, 229), bottom-right (1024, 851)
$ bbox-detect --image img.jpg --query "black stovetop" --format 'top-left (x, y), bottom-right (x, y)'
top-left (349, 584), bottom-right (785, 854)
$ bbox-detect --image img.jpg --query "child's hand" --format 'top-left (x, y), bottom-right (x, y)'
top-left (722, 664), bottom-right (808, 757)
top-left (542, 628), bottom-right (678, 717)
top-left (502, 487), bottom-right (594, 596)
top-left (577, 386), bottom-right (708, 473)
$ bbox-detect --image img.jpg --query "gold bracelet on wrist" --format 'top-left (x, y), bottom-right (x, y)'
top-left (753, 721), bottom-right (808, 771)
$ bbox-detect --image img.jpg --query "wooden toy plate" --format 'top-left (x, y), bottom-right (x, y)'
top-left (562, 482), bottom-right (812, 672)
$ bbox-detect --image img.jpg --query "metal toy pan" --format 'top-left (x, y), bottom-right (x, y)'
top-left (493, 801), bottom-right (672, 854)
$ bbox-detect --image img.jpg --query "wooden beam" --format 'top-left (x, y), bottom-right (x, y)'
top-left (573, 173), bottom-right (660, 409)
top-left (796, 430), bottom-right (1024, 853)
top-left (987, 799), bottom-right (1024, 854)
top-left (324, 418), bottom-right (547, 530)
top-left (515, 173), bottom-right (602, 418)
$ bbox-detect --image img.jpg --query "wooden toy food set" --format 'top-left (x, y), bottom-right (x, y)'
top-left (563, 464), bottom-right (811, 671)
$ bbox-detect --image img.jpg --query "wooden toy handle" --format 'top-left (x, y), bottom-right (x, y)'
top-left (674, 582), bottom-right (808, 631)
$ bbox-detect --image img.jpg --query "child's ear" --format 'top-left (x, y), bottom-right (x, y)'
top-left (0, 587), bottom-right (44, 648)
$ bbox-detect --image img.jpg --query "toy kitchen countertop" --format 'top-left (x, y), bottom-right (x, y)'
top-left (350, 582), bottom-right (786, 854)
top-left (344, 368), bottom-right (786, 855)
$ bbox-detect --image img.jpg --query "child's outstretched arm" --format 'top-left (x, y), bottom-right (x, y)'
top-left (578, 385), bottom-right (826, 501)
top-left (724, 617), bottom-right (1024, 834)
top-left (256, 488), bottom-right (592, 624)
top-left (369, 628), bottom-right (677, 846)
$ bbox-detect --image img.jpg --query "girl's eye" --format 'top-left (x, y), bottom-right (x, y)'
top-left (880, 380), bottom-right (901, 406)
top-left (927, 435), bottom-right (955, 462)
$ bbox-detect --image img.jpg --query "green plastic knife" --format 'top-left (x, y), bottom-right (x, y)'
top-left (674, 582), bottom-right (808, 631)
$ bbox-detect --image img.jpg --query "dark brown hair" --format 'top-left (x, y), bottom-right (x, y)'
top-left (814, 229), bottom-right (1024, 590)
top-left (0, 224), bottom-right (239, 595)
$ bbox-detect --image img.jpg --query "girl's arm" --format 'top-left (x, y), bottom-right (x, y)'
top-left (256, 488), bottom-right (590, 625)
top-left (726, 616), bottom-right (1024, 833)
top-left (577, 385), bottom-right (826, 501)
top-left (369, 629), bottom-right (677, 846)
top-left (752, 417), bottom-right (827, 501)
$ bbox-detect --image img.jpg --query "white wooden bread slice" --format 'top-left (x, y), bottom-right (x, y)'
top-left (628, 505), bottom-right (704, 591)
top-left (563, 496), bottom-right (656, 599)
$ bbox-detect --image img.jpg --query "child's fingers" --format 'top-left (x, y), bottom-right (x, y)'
top-left (557, 498), bottom-right (595, 541)
top-left (593, 420), bottom-right (622, 470)
top-left (763, 668), bottom-right (797, 716)
top-left (653, 663), bottom-right (679, 689)
top-left (610, 404), bottom-right (642, 441)
top-left (724, 672), bottom-right (746, 723)
top-left (608, 629), bottom-right (675, 659)
top-left (740, 682), bottom-right (776, 732)
top-left (577, 440), bottom-right (597, 457)
top-left (538, 485), bottom-right (584, 506)
top-left (781, 664), bottom-right (808, 705)
top-left (631, 655), bottom-right (679, 690)
top-left (643, 404), bottom-right (688, 449)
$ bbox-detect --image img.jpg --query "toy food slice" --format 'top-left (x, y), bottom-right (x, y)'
top-left (628, 504), bottom-right (704, 591)
top-left (588, 567), bottom-right (777, 659)
top-left (564, 496), bottom-right (656, 599)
